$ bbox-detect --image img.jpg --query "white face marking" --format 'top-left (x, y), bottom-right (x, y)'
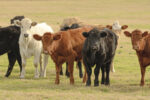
top-left (112, 21), bottom-right (121, 34)
top-left (20, 18), bottom-right (32, 34)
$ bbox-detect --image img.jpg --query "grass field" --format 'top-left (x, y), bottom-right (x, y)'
top-left (0, 0), bottom-right (150, 100)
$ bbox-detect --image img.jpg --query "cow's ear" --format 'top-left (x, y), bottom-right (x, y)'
top-left (10, 19), bottom-right (13, 24)
top-left (53, 34), bottom-right (61, 40)
top-left (31, 22), bottom-right (37, 26)
top-left (124, 31), bottom-right (131, 37)
top-left (61, 26), bottom-right (70, 31)
top-left (82, 32), bottom-right (89, 37)
top-left (121, 25), bottom-right (128, 30)
top-left (33, 34), bottom-right (42, 41)
top-left (14, 20), bottom-right (21, 26)
top-left (142, 31), bottom-right (149, 37)
top-left (106, 25), bottom-right (112, 29)
top-left (100, 32), bottom-right (107, 38)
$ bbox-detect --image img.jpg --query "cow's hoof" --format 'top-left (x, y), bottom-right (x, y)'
top-left (86, 81), bottom-right (91, 86)
top-left (60, 71), bottom-right (63, 75)
top-left (55, 80), bottom-right (60, 84)
top-left (70, 78), bottom-right (74, 85)
top-left (105, 82), bottom-right (110, 86)
top-left (5, 75), bottom-right (9, 77)
top-left (40, 72), bottom-right (46, 78)
top-left (40, 74), bottom-right (46, 78)
top-left (79, 74), bottom-right (83, 78)
top-left (101, 81), bottom-right (105, 85)
top-left (111, 69), bottom-right (115, 73)
top-left (66, 72), bottom-right (70, 77)
top-left (34, 75), bottom-right (39, 78)
top-left (20, 76), bottom-right (25, 79)
top-left (94, 81), bottom-right (99, 87)
top-left (140, 83), bottom-right (144, 86)
top-left (86, 83), bottom-right (91, 86)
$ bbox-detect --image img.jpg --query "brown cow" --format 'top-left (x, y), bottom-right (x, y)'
top-left (33, 26), bottom-right (93, 85)
top-left (60, 18), bottom-right (128, 73)
top-left (124, 29), bottom-right (149, 86)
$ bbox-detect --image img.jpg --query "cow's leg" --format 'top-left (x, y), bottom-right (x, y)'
top-left (60, 66), bottom-right (63, 75)
top-left (94, 64), bottom-right (101, 86)
top-left (16, 54), bottom-right (22, 76)
top-left (101, 65), bottom-right (105, 85)
top-left (105, 62), bottom-right (111, 85)
top-left (33, 56), bottom-right (40, 78)
top-left (68, 61), bottom-right (74, 85)
top-left (55, 64), bottom-right (61, 84)
top-left (20, 57), bottom-right (26, 79)
top-left (77, 61), bottom-right (83, 78)
top-left (41, 55), bottom-right (49, 77)
top-left (83, 64), bottom-right (87, 83)
top-left (65, 62), bottom-right (70, 77)
top-left (39, 55), bottom-right (43, 77)
top-left (83, 58), bottom-right (92, 86)
top-left (5, 52), bottom-right (17, 77)
top-left (86, 66), bottom-right (92, 86)
top-left (110, 61), bottom-right (115, 72)
top-left (140, 66), bottom-right (146, 86)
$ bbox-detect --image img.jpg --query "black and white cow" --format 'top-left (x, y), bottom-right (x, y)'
top-left (0, 16), bottom-right (24, 77)
top-left (10, 16), bottom-right (25, 24)
top-left (82, 28), bottom-right (118, 86)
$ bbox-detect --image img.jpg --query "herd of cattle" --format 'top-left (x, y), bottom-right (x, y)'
top-left (0, 16), bottom-right (149, 86)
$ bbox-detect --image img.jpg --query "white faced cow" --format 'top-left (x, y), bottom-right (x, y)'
top-left (14, 18), bottom-right (54, 78)
top-left (106, 21), bottom-right (128, 72)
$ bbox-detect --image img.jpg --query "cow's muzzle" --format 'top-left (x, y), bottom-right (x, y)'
top-left (24, 34), bottom-right (29, 38)
top-left (43, 50), bottom-right (49, 55)
top-left (133, 45), bottom-right (139, 50)
top-left (92, 46), bottom-right (98, 51)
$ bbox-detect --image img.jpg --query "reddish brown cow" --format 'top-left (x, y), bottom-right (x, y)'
top-left (33, 26), bottom-right (93, 84)
top-left (124, 29), bottom-right (149, 86)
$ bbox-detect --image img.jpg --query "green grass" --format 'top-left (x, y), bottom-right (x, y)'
top-left (0, 0), bottom-right (150, 100)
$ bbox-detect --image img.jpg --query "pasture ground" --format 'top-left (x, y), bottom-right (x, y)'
top-left (0, 0), bottom-right (150, 100)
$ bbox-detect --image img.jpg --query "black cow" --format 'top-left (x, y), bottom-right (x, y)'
top-left (0, 16), bottom-right (24, 77)
top-left (60, 23), bottom-right (83, 78)
top-left (82, 28), bottom-right (118, 86)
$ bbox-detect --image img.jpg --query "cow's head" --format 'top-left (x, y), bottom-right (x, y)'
top-left (124, 30), bottom-right (149, 51)
top-left (106, 21), bottom-right (128, 35)
top-left (10, 15), bottom-right (25, 24)
top-left (33, 32), bottom-right (61, 54)
top-left (83, 28), bottom-right (107, 53)
top-left (60, 23), bottom-right (80, 31)
top-left (14, 18), bottom-right (37, 38)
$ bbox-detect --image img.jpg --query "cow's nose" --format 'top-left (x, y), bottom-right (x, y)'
top-left (24, 34), bottom-right (28, 38)
top-left (133, 45), bottom-right (139, 50)
top-left (43, 50), bottom-right (48, 54)
top-left (92, 46), bottom-right (98, 51)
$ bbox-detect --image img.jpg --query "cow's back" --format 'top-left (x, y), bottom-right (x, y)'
top-left (51, 27), bottom-right (93, 60)
top-left (30, 23), bottom-right (54, 35)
